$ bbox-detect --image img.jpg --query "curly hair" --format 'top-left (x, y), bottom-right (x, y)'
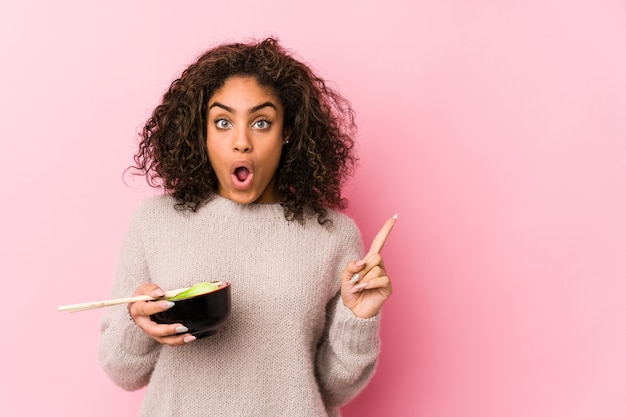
top-left (131, 37), bottom-right (357, 224)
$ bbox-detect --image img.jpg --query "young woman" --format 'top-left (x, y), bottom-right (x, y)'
top-left (99, 37), bottom-right (393, 417)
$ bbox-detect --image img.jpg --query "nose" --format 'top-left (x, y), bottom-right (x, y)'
top-left (233, 127), bottom-right (252, 153)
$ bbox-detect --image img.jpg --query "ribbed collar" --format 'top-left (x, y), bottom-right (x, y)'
top-left (198, 194), bottom-right (286, 220)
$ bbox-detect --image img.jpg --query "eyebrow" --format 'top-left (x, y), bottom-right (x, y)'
top-left (208, 101), bottom-right (277, 114)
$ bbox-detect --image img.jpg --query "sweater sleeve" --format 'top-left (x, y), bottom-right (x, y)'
top-left (314, 219), bottom-right (381, 407)
top-left (98, 205), bottom-right (161, 391)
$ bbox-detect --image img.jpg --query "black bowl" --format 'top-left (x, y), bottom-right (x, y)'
top-left (151, 282), bottom-right (231, 339)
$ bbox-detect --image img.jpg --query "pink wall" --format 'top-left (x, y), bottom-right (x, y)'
top-left (2, 1), bottom-right (625, 416)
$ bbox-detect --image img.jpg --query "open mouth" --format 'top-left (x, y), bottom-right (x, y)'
top-left (231, 163), bottom-right (254, 190)
top-left (234, 166), bottom-right (250, 182)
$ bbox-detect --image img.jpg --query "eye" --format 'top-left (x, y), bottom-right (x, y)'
top-left (215, 119), bottom-right (232, 129)
top-left (253, 119), bottom-right (271, 129)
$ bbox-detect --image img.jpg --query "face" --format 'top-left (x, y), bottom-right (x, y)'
top-left (206, 76), bottom-right (286, 204)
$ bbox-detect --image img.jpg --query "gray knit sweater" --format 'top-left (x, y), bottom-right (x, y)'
top-left (99, 195), bottom-right (381, 417)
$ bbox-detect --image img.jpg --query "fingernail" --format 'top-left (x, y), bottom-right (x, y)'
top-left (175, 326), bottom-right (188, 334)
top-left (151, 289), bottom-right (165, 297)
top-left (160, 301), bottom-right (175, 309)
top-left (393, 213), bottom-right (399, 220)
top-left (350, 273), bottom-right (361, 283)
top-left (184, 335), bottom-right (196, 343)
top-left (351, 283), bottom-right (368, 293)
top-left (355, 259), bottom-right (366, 268)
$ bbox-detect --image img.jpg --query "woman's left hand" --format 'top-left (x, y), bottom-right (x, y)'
top-left (341, 215), bottom-right (397, 318)
top-left (341, 253), bottom-right (392, 318)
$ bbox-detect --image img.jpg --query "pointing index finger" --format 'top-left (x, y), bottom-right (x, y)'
top-left (349, 214), bottom-right (399, 284)
top-left (367, 213), bottom-right (398, 256)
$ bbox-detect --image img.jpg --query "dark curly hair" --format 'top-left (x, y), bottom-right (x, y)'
top-left (131, 37), bottom-right (357, 224)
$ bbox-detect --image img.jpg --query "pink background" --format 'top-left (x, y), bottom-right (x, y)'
top-left (2, 1), bottom-right (625, 416)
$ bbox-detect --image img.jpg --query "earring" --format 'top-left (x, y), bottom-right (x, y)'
top-left (283, 140), bottom-right (289, 145)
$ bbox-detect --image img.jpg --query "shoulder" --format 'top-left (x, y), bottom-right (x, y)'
top-left (317, 209), bottom-right (363, 253)
top-left (128, 194), bottom-right (185, 229)
top-left (133, 194), bottom-right (182, 217)
top-left (323, 210), bottom-right (360, 235)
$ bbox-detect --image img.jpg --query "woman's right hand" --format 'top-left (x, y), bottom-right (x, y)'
top-left (128, 283), bottom-right (196, 346)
